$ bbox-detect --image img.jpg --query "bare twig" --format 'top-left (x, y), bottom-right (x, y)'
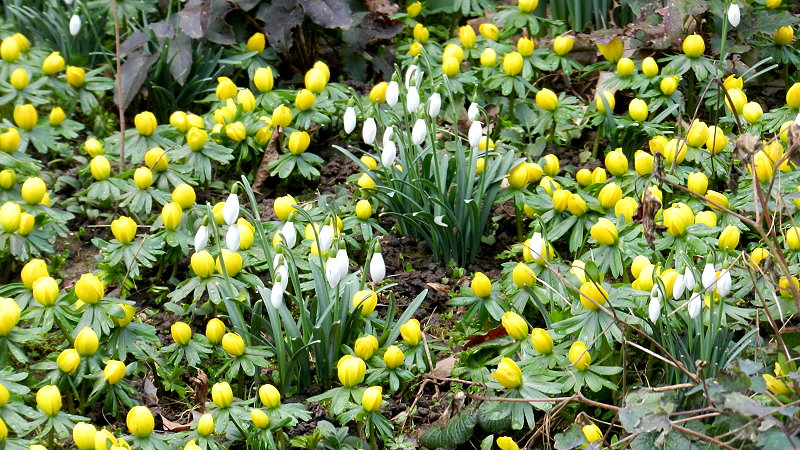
top-left (111, 0), bottom-right (125, 170)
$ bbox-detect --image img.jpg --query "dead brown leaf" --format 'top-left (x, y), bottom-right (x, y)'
top-left (633, 187), bottom-right (665, 248)
top-left (426, 282), bottom-right (450, 295)
top-left (160, 414), bottom-right (192, 432)
top-left (252, 127), bottom-right (283, 195)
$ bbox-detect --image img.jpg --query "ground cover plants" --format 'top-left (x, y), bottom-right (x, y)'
top-left (0, 0), bottom-right (798, 448)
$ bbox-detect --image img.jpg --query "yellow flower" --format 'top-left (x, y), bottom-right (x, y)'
top-left (304, 68), bottom-right (327, 94)
top-left (517, 37), bottom-right (534, 56)
top-left (552, 189), bottom-right (570, 212)
top-left (0, 170), bottom-right (15, 189)
top-left (171, 183), bottom-right (196, 209)
top-left (687, 172), bottom-right (708, 195)
top-left (112, 303), bottom-right (136, 328)
top-left (197, 413), bottom-right (214, 436)
top-left (400, 319), bottom-right (422, 346)
top-left (501, 311), bottom-right (528, 340)
top-left (42, 52), bottom-right (65, 75)
top-left (90, 155), bottom-right (111, 181)
top-left (725, 88), bottom-right (747, 114)
top-left (531, 328), bottom-right (553, 354)
top-left (582, 423), bottom-right (603, 442)
top-left (369, 82), bottom-right (388, 103)
top-left (512, 262), bottom-right (535, 287)
top-left (479, 48), bottom-right (497, 67)
top-left (502, 52), bottom-right (523, 76)
top-left (362, 386), bottom-right (383, 412)
top-left (337, 355), bottom-right (366, 387)
top-left (0, 37), bottom-right (20, 62)
top-left (225, 122), bottom-right (247, 142)
top-left (383, 345), bottom-right (404, 369)
top-left (765, 0), bottom-right (782, 8)
top-left (222, 332), bottom-right (245, 357)
top-left (518, 0), bottom-right (538, 13)
top-left (216, 77), bottom-right (237, 100)
top-left (127, 406), bottom-right (155, 437)
top-left (295, 89), bottom-right (316, 111)
top-left (641, 56), bottom-right (658, 76)
top-left (742, 102), bottom-right (763, 123)
top-left (705, 190), bottom-right (728, 210)
top-left (73, 422), bottom-right (97, 450)
top-left (21, 177), bottom-right (46, 204)
top-left (471, 272), bottom-right (492, 297)
top-left (57, 348), bottom-right (80, 373)
top-left (752, 152), bottom-right (773, 183)
top-left (568, 193), bottom-right (587, 216)
top-left (595, 90), bottom-right (615, 113)
top-left (634, 151), bottom-right (654, 175)
top-left (271, 104), bottom-right (292, 128)
top-left (75, 327), bottom-right (99, 355)
top-left (237, 88), bottom-right (256, 112)
top-left (20, 260), bottom-right (45, 289)
top-left (354, 335), bottom-right (379, 360)
top-left (352, 289), bottom-right (378, 316)
top-left (358, 172), bottom-right (376, 189)
top-left (0, 202), bottom-right (21, 232)
top-left (459, 25), bottom-right (476, 49)
top-left (250, 409), bottom-right (270, 428)
top-left (773, 26), bottom-right (794, 45)
top-left (104, 360), bottom-right (126, 384)
top-left (528, 162), bottom-right (545, 182)
top-left (616, 57), bottom-right (635, 76)
top-left (628, 98), bottom-right (648, 121)
top-left (9, 68), bottom-right (28, 90)
top-left (579, 281), bottom-right (608, 310)
top-left (553, 36), bottom-right (574, 55)
top-left (355, 199), bottom-right (372, 219)
top-left (215, 249), bottom-right (243, 277)
top-left (288, 131), bottom-right (311, 155)
top-left (596, 37), bottom-right (623, 62)
top-left (569, 341), bottom-right (592, 370)
top-left (36, 385), bottom-right (62, 416)
top-left (786, 226), bottom-right (800, 250)
top-left (13, 104), bottom-right (37, 131)
top-left (496, 436), bottom-right (520, 450)
top-left (442, 56), bottom-right (461, 77)
top-left (406, 1), bottom-right (422, 17)
top-left (409, 42), bottom-right (422, 56)
top-left (273, 194), bottom-right (297, 221)
top-left (0, 298), bottom-right (19, 336)
top-left (49, 107), bottom-right (66, 126)
top-left (32, 276), bottom-right (59, 306)
top-left (695, 210), bottom-right (717, 227)
top-left (17, 212), bottom-right (34, 235)
top-left (161, 202), bottom-right (183, 230)
top-left (660, 76), bottom-right (678, 95)
top-left (491, 358), bottom-right (523, 389)
top-left (763, 374), bottom-right (790, 395)
top-left (246, 32), bottom-right (266, 52)
top-left (682, 34), bottom-right (705, 57)
top-left (663, 203), bottom-right (694, 236)
top-left (590, 218), bottom-right (618, 245)
top-left (719, 225), bottom-right (740, 251)
top-left (66, 66), bottom-right (85, 88)
top-left (605, 148), bottom-right (628, 176)
top-left (259, 383), bottom-right (281, 409)
top-left (536, 88), bottom-right (558, 111)
top-left (686, 119), bottom-right (709, 147)
top-left (507, 162), bottom-right (529, 189)
top-left (190, 251), bottom-right (215, 278)
top-left (135, 111), bottom-right (157, 136)
top-left (705, 126), bottom-right (728, 154)
top-left (171, 322), bottom-right (192, 346)
top-left (663, 138), bottom-right (687, 164)
top-left (253, 67), bottom-right (274, 92)
top-left (412, 24), bottom-right (430, 43)
top-left (479, 23), bottom-right (500, 41)
top-left (205, 318), bottom-right (226, 344)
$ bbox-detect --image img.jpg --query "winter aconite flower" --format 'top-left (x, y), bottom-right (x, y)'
top-left (36, 385), bottom-right (62, 416)
top-left (212, 382), bottom-right (233, 408)
top-left (362, 386), bottom-right (382, 412)
top-left (682, 34), bottom-right (705, 57)
top-left (103, 360), bottom-right (126, 385)
top-left (383, 345), bottom-right (404, 369)
top-left (352, 290), bottom-right (378, 316)
top-left (531, 328), bottom-right (554, 354)
top-left (259, 384), bottom-right (281, 409)
top-left (75, 327), bottom-right (99, 356)
top-left (492, 358), bottom-right (523, 389)
top-left (127, 406), bottom-right (155, 437)
top-left (568, 341), bottom-right (592, 371)
top-left (337, 355), bottom-right (366, 387)
top-left (73, 422), bottom-right (97, 450)
top-left (501, 312), bottom-right (528, 340)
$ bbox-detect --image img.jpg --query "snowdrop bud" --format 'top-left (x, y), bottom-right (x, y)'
top-left (280, 221), bottom-right (296, 249)
top-left (318, 225), bottom-right (333, 253)
top-left (382, 126), bottom-right (394, 148)
top-left (326, 257), bottom-right (343, 287)
top-left (688, 293), bottom-right (702, 318)
top-left (343, 107), bottom-right (357, 134)
top-left (381, 140), bottom-right (396, 168)
top-left (717, 270), bottom-right (732, 297)
top-left (223, 194), bottom-right (239, 225)
top-left (276, 264), bottom-right (289, 290)
top-left (194, 226), bottom-right (209, 252)
top-left (370, 252), bottom-right (386, 283)
top-left (468, 102), bottom-right (479, 122)
top-left (69, 15), bottom-right (82, 36)
top-left (650, 286), bottom-right (662, 302)
top-left (702, 263), bottom-right (716, 291)
top-left (648, 296), bottom-right (661, 322)
top-left (363, 118), bottom-right (377, 145)
top-left (412, 119), bottom-right (427, 145)
top-left (528, 232), bottom-right (544, 261)
top-left (673, 274), bottom-right (686, 299)
top-left (226, 225), bottom-right (240, 252)
top-left (468, 121), bottom-right (482, 148)
top-left (404, 65), bottom-right (418, 88)
top-left (684, 268), bottom-right (696, 291)
top-left (727, 3), bottom-right (740, 28)
top-left (270, 281), bottom-right (284, 308)
top-left (273, 254), bottom-right (285, 270)
top-left (407, 86), bottom-right (420, 113)
top-left (336, 248), bottom-right (349, 280)
top-left (428, 93), bottom-right (441, 118)
top-left (386, 81), bottom-right (399, 107)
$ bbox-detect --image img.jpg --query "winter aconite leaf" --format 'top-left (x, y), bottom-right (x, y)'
top-left (418, 409), bottom-right (477, 450)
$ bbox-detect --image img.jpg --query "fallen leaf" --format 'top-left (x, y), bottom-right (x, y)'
top-left (426, 282), bottom-right (450, 294)
top-left (160, 414), bottom-right (192, 432)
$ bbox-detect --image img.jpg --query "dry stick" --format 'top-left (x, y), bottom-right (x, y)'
top-left (111, 0), bottom-right (125, 170)
top-left (468, 391), bottom-right (620, 411)
top-left (672, 412), bottom-right (722, 425)
top-left (671, 423), bottom-right (736, 450)
top-left (716, 398), bottom-right (800, 441)
top-left (653, 174), bottom-right (800, 314)
top-left (746, 265), bottom-right (792, 362)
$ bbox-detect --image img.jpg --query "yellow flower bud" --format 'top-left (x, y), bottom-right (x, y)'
top-left (773, 26), bottom-right (795, 46)
top-left (705, 190), bottom-right (728, 210)
top-left (693, 211), bottom-right (715, 227)
top-left (634, 151), bottom-right (654, 175)
top-left (171, 184), bottom-right (196, 209)
top-left (615, 197), bottom-right (637, 222)
top-left (338, 355), bottom-right (366, 386)
top-left (304, 68), bottom-right (327, 94)
top-left (725, 88), bottom-right (747, 114)
top-left (541, 154), bottom-right (559, 176)
top-left (763, 374), bottom-right (790, 395)
top-left (0, 202), bottom-right (21, 232)
top-left (628, 98), bottom-right (648, 121)
top-left (73, 422), bottom-right (97, 450)
top-left (295, 89), bottom-right (315, 111)
top-left (530, 328), bottom-right (553, 354)
top-left (591, 218), bottom-right (618, 245)
top-left (479, 23), bottom-right (500, 41)
top-left (246, 32), bottom-right (266, 52)
top-left (663, 138), bottom-right (688, 164)
top-left (131, 167), bottom-right (153, 190)
top-left (705, 126), bottom-right (728, 154)
top-left (254, 66), bottom-right (274, 93)
top-left (215, 249), bottom-right (243, 276)
top-left (352, 289), bottom-right (378, 316)
top-left (407, 1), bottom-right (422, 17)
top-left (595, 90), bottom-right (615, 113)
top-left (597, 182), bottom-right (622, 209)
top-left (13, 104), bottom-right (37, 131)
top-left (471, 272), bottom-right (492, 297)
top-left (682, 34), bottom-right (705, 57)
top-left (42, 52), bottom-right (65, 75)
top-left (641, 56), bottom-right (658, 77)
top-left (663, 203), bottom-right (694, 236)
top-left (134, 111), bottom-right (157, 136)
top-left (536, 88), bottom-right (558, 111)
top-left (617, 57), bottom-right (635, 76)
top-left (766, 0), bottom-right (781, 8)
top-left (22, 177), bottom-right (47, 205)
top-left (110, 215), bottom-right (136, 245)
top-left (32, 276), bottom-right (58, 306)
top-left (604, 148), bottom-right (628, 176)
top-left (409, 42), bottom-right (422, 56)
top-left (66, 66), bottom-right (85, 88)
top-left (400, 319), bottom-right (422, 346)
top-left (355, 199), bottom-right (372, 219)
top-left (0, 170), bottom-right (14, 189)
top-left (686, 119), bottom-right (709, 147)
top-left (491, 358), bottom-right (522, 389)
top-left (502, 51), bottom-right (523, 76)
top-left (354, 335), bottom-right (379, 360)
top-left (171, 321), bottom-right (192, 346)
top-left (362, 386), bottom-right (382, 412)
top-left (127, 406), bottom-right (155, 437)
top-left (222, 332), bottom-right (245, 356)
top-left (687, 172), bottom-right (708, 195)
top-left (442, 56), bottom-right (461, 77)
top-left (57, 349), bottom-right (80, 373)
top-left (288, 131), bottom-right (310, 155)
top-left (552, 189), bottom-right (570, 212)
top-left (273, 194), bottom-right (297, 221)
top-left (358, 172), bottom-right (376, 189)
top-left (553, 35), bottom-right (574, 55)
top-left (104, 360), bottom-right (126, 384)
top-left (459, 25), bottom-right (476, 49)
top-left (251, 409), bottom-right (270, 428)
top-left (186, 127), bottom-right (208, 151)
top-left (718, 225), bottom-right (740, 251)
top-left (197, 413), bottom-right (214, 436)
top-left (17, 212), bottom-right (34, 235)
top-left (36, 385), bottom-right (62, 416)
top-left (568, 341), bottom-right (592, 370)
top-left (112, 303), bottom-right (136, 327)
top-left (258, 383), bottom-right (281, 409)
top-left (512, 262), bottom-right (535, 287)
top-left (225, 122), bottom-right (247, 142)
top-left (596, 37), bottom-right (623, 62)
top-left (205, 318), bottom-right (226, 344)
top-left (216, 77), bottom-right (237, 100)
top-left (0, 37), bottom-right (20, 62)
top-left (517, 37), bottom-right (534, 56)
top-left (660, 76), bottom-right (678, 96)
top-left (582, 424), bottom-right (603, 442)
top-left (413, 24), bottom-right (429, 43)
top-left (501, 311), bottom-right (528, 340)
top-left (49, 107), bottom-right (66, 126)
top-left (497, 436), bottom-right (520, 450)
top-left (90, 155), bottom-right (111, 181)
top-left (480, 48), bottom-right (497, 67)
top-left (9, 68), bottom-right (28, 90)
top-left (786, 226), bottom-right (800, 250)
top-left (0, 298), bottom-right (19, 336)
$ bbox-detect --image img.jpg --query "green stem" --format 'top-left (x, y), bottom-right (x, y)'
top-left (369, 421), bottom-right (378, 450)
top-left (48, 425), bottom-right (54, 449)
top-left (515, 202), bottom-right (524, 242)
top-left (546, 115), bottom-right (557, 143)
top-left (54, 314), bottom-right (74, 346)
top-left (231, 412), bottom-right (249, 440)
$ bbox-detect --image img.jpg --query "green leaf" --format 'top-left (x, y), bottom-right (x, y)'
top-left (418, 406), bottom-right (477, 450)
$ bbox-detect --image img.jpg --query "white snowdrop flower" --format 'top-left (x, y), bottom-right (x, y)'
top-left (343, 107), bottom-right (357, 134)
top-left (527, 232), bottom-right (544, 261)
top-left (226, 225), bottom-right (240, 252)
top-left (335, 248), bottom-right (349, 280)
top-left (381, 140), bottom-right (397, 168)
top-left (648, 296), bottom-right (661, 323)
top-left (318, 225), bottom-right (333, 253)
top-left (467, 102), bottom-right (480, 121)
top-left (363, 118), bottom-right (377, 145)
top-left (727, 3), bottom-right (740, 28)
top-left (382, 126), bottom-right (394, 148)
top-left (468, 121), bottom-right (482, 148)
top-left (386, 81), bottom-right (399, 107)
top-left (673, 274), bottom-right (686, 299)
top-left (273, 253), bottom-right (285, 270)
top-left (223, 193), bottom-right (239, 226)
top-left (412, 118), bottom-right (427, 145)
top-left (702, 263), bottom-right (716, 291)
top-left (270, 280), bottom-right (284, 308)
top-left (69, 15), bottom-right (82, 36)
top-left (276, 264), bottom-right (289, 290)
top-left (194, 225), bottom-right (209, 252)
top-left (717, 269), bottom-right (732, 297)
top-left (279, 221), bottom-right (296, 249)
top-left (407, 86), bottom-right (420, 113)
top-left (404, 64), bottom-right (419, 88)
top-left (684, 268), bottom-right (696, 291)
top-left (370, 252), bottom-right (386, 283)
top-left (688, 293), bottom-right (702, 318)
top-left (428, 93), bottom-right (441, 118)
top-left (326, 256), bottom-right (344, 287)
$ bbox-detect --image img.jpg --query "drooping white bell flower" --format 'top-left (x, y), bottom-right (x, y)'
top-left (381, 140), bottom-right (396, 168)
top-left (386, 81), bottom-right (399, 107)
top-left (468, 121), bottom-right (482, 148)
top-left (279, 221), bottom-right (296, 249)
top-left (428, 93), bottom-right (441, 118)
top-left (370, 252), bottom-right (386, 283)
top-left (326, 256), bottom-right (344, 287)
top-left (276, 264), bottom-right (289, 290)
top-left (223, 193), bottom-right (239, 226)
top-left (412, 119), bottom-right (427, 146)
top-left (702, 263), bottom-right (716, 291)
top-left (343, 107), bottom-right (357, 134)
top-left (69, 15), bottom-right (82, 36)
top-left (717, 269), bottom-right (732, 297)
top-left (270, 280), bottom-right (284, 308)
top-left (363, 118), bottom-right (377, 145)
top-left (684, 268), bottom-right (696, 291)
top-left (648, 295), bottom-right (661, 323)
top-left (273, 253), bottom-right (285, 270)
top-left (407, 86), bottom-right (420, 113)
top-left (727, 3), bottom-right (740, 28)
top-left (673, 274), bottom-right (686, 299)
top-left (688, 293), bottom-right (702, 318)
top-left (404, 64), bottom-right (419, 88)
top-left (382, 126), bottom-right (394, 148)
top-left (335, 248), bottom-right (349, 280)
top-left (194, 225), bottom-right (209, 252)
top-left (467, 102), bottom-right (480, 122)
top-left (527, 232), bottom-right (544, 261)
top-left (318, 225), bottom-right (333, 253)
top-left (226, 225), bottom-right (240, 252)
